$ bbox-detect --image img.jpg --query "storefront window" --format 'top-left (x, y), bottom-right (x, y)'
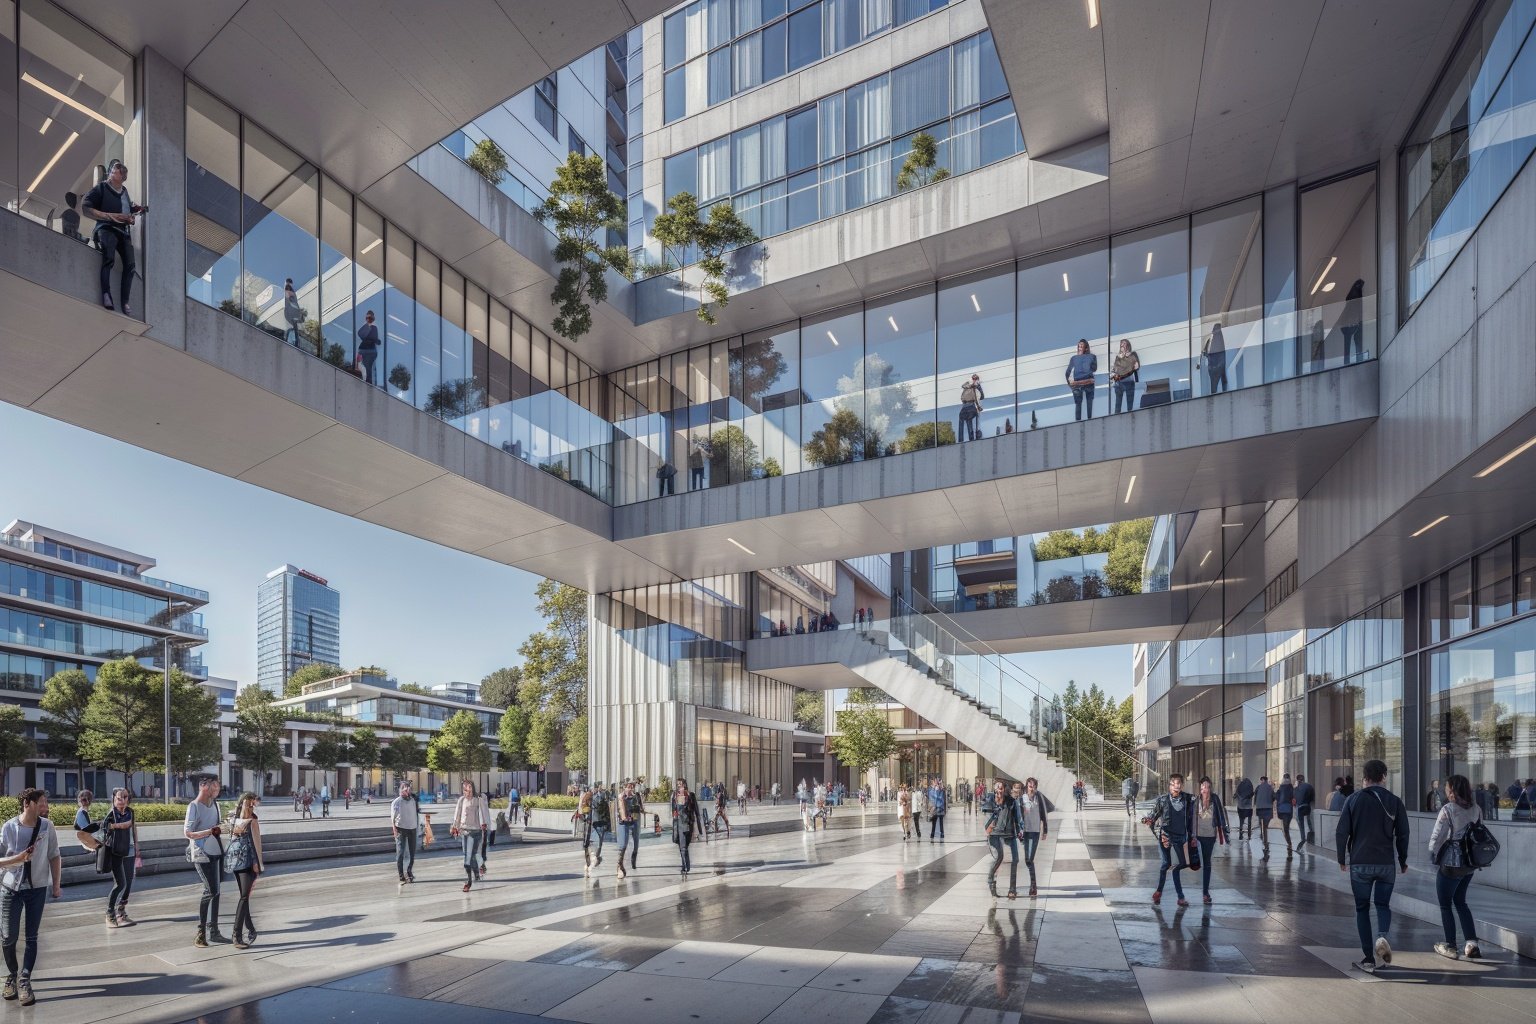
top-left (1427, 614), bottom-right (1536, 806)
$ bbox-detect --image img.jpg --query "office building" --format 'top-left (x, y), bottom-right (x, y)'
top-left (256, 564), bottom-right (341, 695)
top-left (0, 519), bottom-right (209, 795)
top-left (5, 0), bottom-right (1536, 896)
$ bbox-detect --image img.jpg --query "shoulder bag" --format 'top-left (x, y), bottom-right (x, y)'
top-left (3, 821), bottom-right (42, 893)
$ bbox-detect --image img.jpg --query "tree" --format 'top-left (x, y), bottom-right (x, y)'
top-left (525, 709), bottom-right (561, 769)
top-left (517, 580), bottom-right (588, 760)
top-left (650, 190), bottom-right (758, 325)
top-left (397, 683), bottom-right (433, 696)
top-left (895, 131), bottom-right (951, 191)
top-left (794, 690), bottom-right (825, 733)
top-left (0, 705), bottom-right (32, 795)
top-left (230, 686), bottom-right (286, 797)
top-left (563, 713), bottom-right (588, 774)
top-left (497, 701), bottom-right (532, 770)
top-left (830, 690), bottom-right (897, 780)
top-left (466, 137), bottom-right (509, 185)
top-left (803, 407), bottom-right (867, 467)
top-left (535, 152), bottom-right (630, 342)
top-left (731, 336), bottom-right (789, 407)
top-left (284, 662), bottom-right (345, 698)
top-left (380, 734), bottom-right (424, 781)
top-left (348, 725), bottom-right (380, 787)
top-left (480, 667), bottom-right (523, 709)
top-left (650, 190), bottom-right (702, 280)
top-left (424, 377), bottom-right (487, 421)
top-left (39, 668), bottom-right (94, 789)
top-left (427, 710), bottom-right (492, 778)
top-left (354, 665), bottom-right (390, 677)
top-left (897, 420), bottom-right (957, 453)
top-left (1103, 518), bottom-right (1154, 596)
top-left (701, 424), bottom-right (760, 484)
top-left (306, 727), bottom-right (349, 791)
top-left (389, 363), bottom-right (412, 394)
top-left (160, 668), bottom-right (222, 784)
top-left (79, 659), bottom-right (160, 784)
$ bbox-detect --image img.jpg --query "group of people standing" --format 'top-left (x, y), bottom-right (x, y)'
top-left (895, 780), bottom-right (952, 841)
top-left (1230, 772), bottom-right (1316, 859)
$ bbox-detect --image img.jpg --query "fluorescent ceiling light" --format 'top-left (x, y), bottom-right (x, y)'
top-left (1144, 251), bottom-right (1153, 273)
top-left (1412, 514), bottom-right (1449, 538)
top-left (1321, 281), bottom-right (1336, 293)
top-left (1474, 435), bottom-right (1536, 478)
top-left (27, 131), bottom-right (78, 195)
top-left (887, 315), bottom-right (899, 331)
top-left (1310, 255), bottom-right (1337, 295)
top-left (389, 313), bottom-right (409, 326)
top-left (970, 293), bottom-right (980, 312)
top-left (359, 238), bottom-right (382, 255)
top-left (38, 117), bottom-right (51, 134)
top-left (1220, 522), bottom-right (1242, 528)
top-left (727, 537), bottom-right (756, 555)
top-left (1199, 550), bottom-right (1212, 567)
top-left (1087, 0), bottom-right (1099, 28)
top-left (1061, 272), bottom-right (1070, 292)
top-left (826, 330), bottom-right (838, 346)
top-left (22, 73), bottom-right (125, 134)
top-left (1124, 474), bottom-right (1136, 504)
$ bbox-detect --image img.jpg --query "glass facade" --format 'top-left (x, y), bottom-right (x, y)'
top-left (657, 31), bottom-right (1019, 244)
top-left (255, 567), bottom-right (341, 695)
top-left (0, 0), bottom-right (135, 243)
top-left (662, 0), bottom-right (949, 124)
top-left (0, 651), bottom-right (91, 692)
top-left (0, 558), bottom-right (204, 634)
top-left (1402, 0), bottom-right (1536, 318)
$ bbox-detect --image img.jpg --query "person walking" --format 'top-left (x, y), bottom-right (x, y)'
top-left (713, 783), bottom-right (731, 836)
top-left (1146, 773), bottom-right (1194, 907)
top-left (672, 780), bottom-right (702, 875)
top-left (1200, 322), bottom-right (1228, 394)
top-left (958, 373), bottom-right (985, 441)
top-left (984, 780), bottom-right (1020, 899)
top-left (225, 792), bottom-right (265, 950)
top-left (1336, 758), bottom-right (1410, 973)
top-left (1233, 776), bottom-right (1254, 839)
top-left (911, 783), bottom-right (927, 838)
top-left (583, 783), bottom-right (611, 876)
top-left (1329, 777), bottom-right (1348, 812)
top-left (1110, 339), bottom-right (1139, 413)
top-left (688, 446), bottom-right (706, 490)
top-left (1017, 778), bottom-right (1049, 898)
top-left (1340, 280), bottom-right (1366, 364)
top-left (1121, 775), bottom-right (1140, 817)
top-left (928, 779), bottom-right (947, 842)
top-left (737, 780), bottom-right (748, 814)
top-left (391, 782), bottom-right (419, 884)
top-left (1073, 779), bottom-right (1086, 812)
top-left (1295, 774), bottom-right (1316, 848)
top-left (770, 781), bottom-right (781, 806)
top-left (451, 781), bottom-right (489, 892)
top-left (1066, 339), bottom-right (1098, 420)
top-left (82, 160), bottom-right (144, 314)
top-left (101, 788), bottom-right (137, 929)
top-left (357, 311), bottom-right (381, 385)
top-left (283, 278), bottom-right (304, 346)
top-left (616, 780), bottom-right (643, 879)
top-left (1193, 777), bottom-right (1229, 905)
top-left (320, 783), bottom-right (331, 819)
top-left (1428, 775), bottom-right (1483, 960)
top-left (476, 786), bottom-right (492, 878)
top-left (1276, 773), bottom-right (1296, 857)
top-left (897, 784), bottom-right (913, 841)
top-left (0, 788), bottom-right (61, 1006)
top-left (184, 774), bottom-right (229, 947)
top-left (1253, 775), bottom-right (1275, 860)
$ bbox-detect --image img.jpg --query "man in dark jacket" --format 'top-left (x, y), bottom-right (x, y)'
top-left (1335, 758), bottom-right (1409, 974)
top-left (1294, 774), bottom-right (1316, 848)
top-left (1145, 774), bottom-right (1194, 906)
top-left (81, 160), bottom-right (145, 314)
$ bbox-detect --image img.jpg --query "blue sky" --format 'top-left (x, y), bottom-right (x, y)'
top-left (2, 402), bottom-right (1134, 699)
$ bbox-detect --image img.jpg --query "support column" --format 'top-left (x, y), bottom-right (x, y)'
top-left (133, 48), bottom-right (186, 350)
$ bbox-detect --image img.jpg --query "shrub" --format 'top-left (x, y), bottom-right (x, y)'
top-left (0, 798), bottom-right (235, 829)
top-left (522, 795), bottom-right (579, 810)
top-left (466, 138), bottom-right (509, 185)
top-left (648, 775), bottom-right (673, 803)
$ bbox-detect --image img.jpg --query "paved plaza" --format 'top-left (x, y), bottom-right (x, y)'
top-left (12, 805), bottom-right (1531, 1023)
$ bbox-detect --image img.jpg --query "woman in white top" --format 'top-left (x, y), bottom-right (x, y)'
top-left (912, 785), bottom-right (928, 837)
top-left (451, 781), bottom-right (489, 892)
top-left (897, 784), bottom-right (913, 841)
top-left (226, 792), bottom-right (265, 949)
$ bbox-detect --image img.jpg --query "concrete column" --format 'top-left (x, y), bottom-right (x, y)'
top-left (134, 48), bottom-right (186, 350)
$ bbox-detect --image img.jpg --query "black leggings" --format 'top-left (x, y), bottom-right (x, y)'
top-left (106, 852), bottom-right (131, 915)
top-left (233, 869), bottom-right (258, 936)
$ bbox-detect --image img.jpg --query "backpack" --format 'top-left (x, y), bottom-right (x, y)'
top-left (961, 383), bottom-right (980, 405)
top-left (590, 790), bottom-right (611, 826)
top-left (226, 829), bottom-right (254, 872)
top-left (1463, 819), bottom-right (1501, 869)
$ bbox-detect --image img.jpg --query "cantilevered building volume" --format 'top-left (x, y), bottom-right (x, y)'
top-left (5, 0), bottom-right (1536, 895)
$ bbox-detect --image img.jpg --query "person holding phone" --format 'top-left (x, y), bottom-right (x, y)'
top-left (0, 788), bottom-right (61, 1006)
top-left (102, 788), bottom-right (138, 928)
top-left (81, 159), bottom-right (147, 315)
top-left (183, 774), bottom-right (229, 947)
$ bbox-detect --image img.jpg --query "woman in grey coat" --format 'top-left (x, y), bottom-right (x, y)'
top-left (1428, 775), bottom-right (1482, 960)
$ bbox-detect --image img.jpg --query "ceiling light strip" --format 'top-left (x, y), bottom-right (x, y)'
top-left (22, 73), bottom-right (124, 134)
top-left (1411, 515), bottom-right (1449, 538)
top-left (1474, 435), bottom-right (1536, 478)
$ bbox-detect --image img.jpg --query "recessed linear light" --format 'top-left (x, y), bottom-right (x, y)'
top-left (1310, 255), bottom-right (1337, 295)
top-left (1145, 251), bottom-right (1153, 273)
top-left (1124, 474), bottom-right (1136, 504)
top-left (22, 73), bottom-right (124, 133)
top-left (971, 293), bottom-right (981, 313)
top-left (1475, 435), bottom-right (1536, 477)
top-left (727, 537), bottom-right (756, 555)
top-left (1062, 272), bottom-right (1070, 292)
top-left (38, 117), bottom-right (51, 134)
top-left (1087, 0), bottom-right (1099, 28)
top-left (1412, 514), bottom-right (1449, 537)
top-left (888, 315), bottom-right (899, 331)
top-left (1199, 550), bottom-right (1212, 567)
top-left (827, 330), bottom-right (839, 346)
top-left (1220, 522), bottom-right (1242, 528)
top-left (26, 131), bottom-right (77, 194)
top-left (359, 237), bottom-right (382, 255)
top-left (1321, 281), bottom-right (1336, 293)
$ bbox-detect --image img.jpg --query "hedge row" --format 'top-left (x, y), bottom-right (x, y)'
top-left (0, 798), bottom-right (234, 829)
top-left (521, 795), bottom-right (579, 810)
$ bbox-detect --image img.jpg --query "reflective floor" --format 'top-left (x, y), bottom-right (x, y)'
top-left (167, 808), bottom-right (1536, 1024)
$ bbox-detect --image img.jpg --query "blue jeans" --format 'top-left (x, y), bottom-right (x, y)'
top-left (929, 812), bottom-right (945, 839)
top-left (395, 829), bottom-right (416, 879)
top-left (460, 833), bottom-right (478, 883)
top-left (1435, 871), bottom-right (1477, 946)
top-left (1157, 835), bottom-right (1188, 897)
top-left (0, 887), bottom-right (45, 979)
top-left (1072, 385), bottom-right (1094, 419)
top-left (989, 834), bottom-right (1019, 891)
top-left (1114, 379), bottom-right (1135, 412)
top-left (1350, 864), bottom-right (1396, 959)
top-left (617, 821), bottom-right (640, 868)
top-left (1021, 831), bottom-right (1040, 885)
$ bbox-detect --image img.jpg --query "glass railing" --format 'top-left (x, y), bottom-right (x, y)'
top-left (0, 534), bottom-right (209, 601)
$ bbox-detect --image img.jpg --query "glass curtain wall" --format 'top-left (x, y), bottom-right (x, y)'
top-left (1299, 172), bottom-right (1376, 369)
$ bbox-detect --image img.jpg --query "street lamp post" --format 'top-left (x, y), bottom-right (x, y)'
top-left (162, 635), bottom-right (172, 805)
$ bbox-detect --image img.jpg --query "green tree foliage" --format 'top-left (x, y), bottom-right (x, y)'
top-left (761, 457), bottom-right (783, 477)
top-left (650, 190), bottom-right (700, 281)
top-left (39, 668), bottom-right (93, 788)
top-left (389, 363), bottom-right (412, 393)
top-left (397, 683), bottom-right (433, 696)
top-left (348, 725), bottom-right (381, 779)
top-left (897, 420), bottom-right (957, 453)
top-left (563, 713), bottom-right (589, 774)
top-left (701, 424), bottom-right (760, 484)
top-left (793, 690), bottom-right (825, 732)
top-left (306, 727), bottom-right (349, 789)
top-left (650, 190), bottom-right (758, 325)
top-left (380, 734), bottom-right (424, 780)
top-left (284, 662), bottom-right (345, 698)
top-left (230, 686), bottom-right (287, 795)
top-left (0, 705), bottom-right (32, 794)
top-left (731, 336), bottom-right (789, 405)
top-left (803, 408), bottom-right (867, 467)
top-left (497, 702), bottom-right (532, 770)
top-left (424, 377), bottom-right (488, 420)
top-left (354, 665), bottom-right (390, 677)
top-left (895, 131), bottom-right (951, 191)
top-left (830, 689), bottom-right (897, 775)
top-left (466, 137), bottom-right (509, 185)
top-left (479, 667), bottom-right (523, 709)
top-left (1103, 518), bottom-right (1154, 596)
top-left (525, 710), bottom-right (561, 768)
top-left (162, 669), bottom-right (222, 779)
top-left (1057, 682), bottom-right (1135, 783)
top-left (79, 658), bottom-right (160, 782)
top-left (535, 152), bottom-right (630, 342)
top-left (518, 580), bottom-right (588, 748)
top-left (427, 710), bottom-right (493, 777)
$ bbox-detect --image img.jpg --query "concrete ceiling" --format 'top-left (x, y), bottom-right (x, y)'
top-left (61, 0), bottom-right (672, 194)
top-left (984, 0), bottom-right (1472, 230)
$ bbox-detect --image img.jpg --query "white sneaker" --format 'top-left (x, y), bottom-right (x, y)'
top-left (1354, 958), bottom-right (1377, 974)
top-left (1374, 936), bottom-right (1391, 965)
top-left (1433, 942), bottom-right (1459, 960)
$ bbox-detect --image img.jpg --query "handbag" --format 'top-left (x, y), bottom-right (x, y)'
top-left (2, 822), bottom-right (42, 894)
top-left (1187, 841), bottom-right (1201, 872)
top-left (95, 841), bottom-right (112, 874)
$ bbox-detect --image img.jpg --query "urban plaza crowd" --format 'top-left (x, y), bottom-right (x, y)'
top-left (0, 758), bottom-right (1510, 1004)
